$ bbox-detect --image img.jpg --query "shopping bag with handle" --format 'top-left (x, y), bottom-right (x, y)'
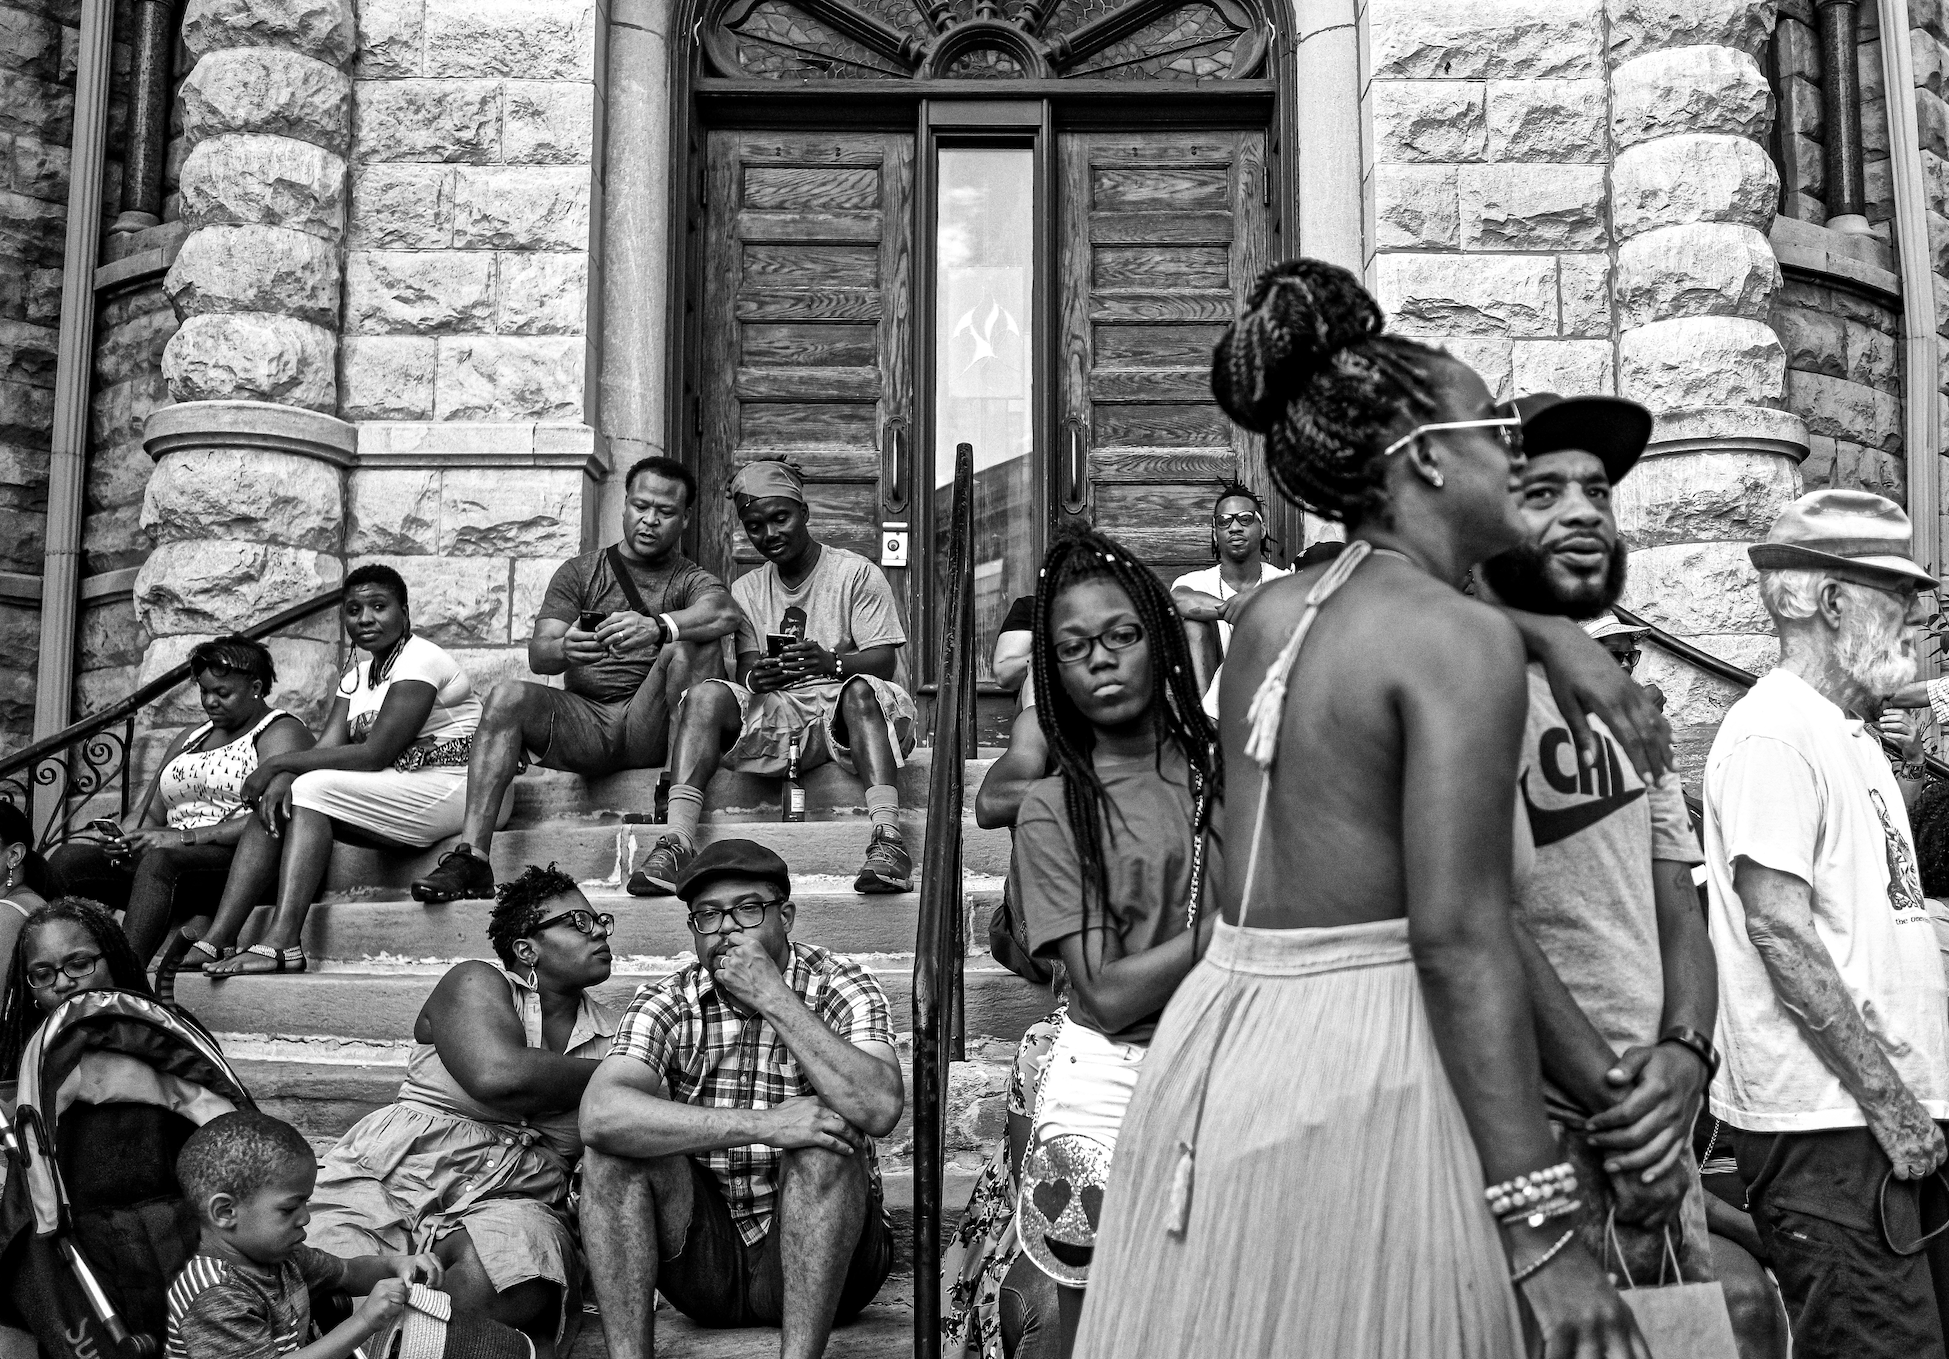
top-left (1604, 1216), bottom-right (1739, 1359)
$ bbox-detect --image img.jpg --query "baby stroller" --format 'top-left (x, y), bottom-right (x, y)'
top-left (1, 988), bottom-right (253, 1357)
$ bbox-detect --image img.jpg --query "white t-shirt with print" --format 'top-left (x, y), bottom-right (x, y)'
top-left (1704, 668), bottom-right (1949, 1132)
top-left (338, 635), bottom-right (482, 744)
top-left (1170, 561), bottom-right (1290, 651)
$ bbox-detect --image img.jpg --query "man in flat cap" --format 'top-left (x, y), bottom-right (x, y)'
top-left (628, 455), bottom-right (920, 897)
top-left (1703, 489), bottom-right (1949, 1357)
top-left (412, 455), bottom-right (740, 903)
top-left (579, 839), bottom-right (903, 1359)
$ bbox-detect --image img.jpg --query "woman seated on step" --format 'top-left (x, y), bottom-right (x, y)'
top-left (304, 864), bottom-right (619, 1358)
top-left (1, 898), bottom-right (156, 1080)
top-left (195, 564), bottom-right (509, 978)
top-left (46, 636), bottom-right (312, 970)
top-left (0, 803), bottom-right (53, 986)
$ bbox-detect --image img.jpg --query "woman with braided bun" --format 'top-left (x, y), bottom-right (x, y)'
top-left (1073, 259), bottom-right (1650, 1359)
top-left (1004, 525), bottom-right (1221, 1357)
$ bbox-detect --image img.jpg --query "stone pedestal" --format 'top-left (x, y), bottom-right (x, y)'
top-left (133, 400), bottom-right (353, 773)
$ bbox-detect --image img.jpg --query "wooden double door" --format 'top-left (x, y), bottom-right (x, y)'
top-left (696, 119), bottom-right (1273, 689)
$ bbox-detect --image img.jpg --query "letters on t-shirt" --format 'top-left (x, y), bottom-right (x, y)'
top-left (1522, 725), bottom-right (1646, 848)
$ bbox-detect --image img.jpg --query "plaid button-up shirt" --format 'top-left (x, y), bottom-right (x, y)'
top-left (609, 941), bottom-right (895, 1245)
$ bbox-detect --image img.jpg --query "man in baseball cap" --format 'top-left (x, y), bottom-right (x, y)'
top-left (1704, 489), bottom-right (1949, 1359)
top-left (579, 837), bottom-right (906, 1356)
top-left (1474, 389), bottom-right (1720, 1286)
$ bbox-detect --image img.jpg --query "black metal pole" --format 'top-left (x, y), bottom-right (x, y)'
top-left (1816, 0), bottom-right (1869, 229)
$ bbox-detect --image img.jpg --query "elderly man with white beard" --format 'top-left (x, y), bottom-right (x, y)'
top-left (1704, 489), bottom-right (1949, 1359)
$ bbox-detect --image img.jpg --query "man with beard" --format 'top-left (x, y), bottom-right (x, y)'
top-left (630, 456), bottom-right (918, 896)
top-left (1705, 489), bottom-right (1949, 1358)
top-left (1476, 392), bottom-right (1718, 1285)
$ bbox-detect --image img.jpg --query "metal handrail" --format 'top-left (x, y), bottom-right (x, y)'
top-left (1612, 604), bottom-right (1949, 780)
top-left (0, 587), bottom-right (343, 844)
top-left (912, 441), bottom-right (974, 1359)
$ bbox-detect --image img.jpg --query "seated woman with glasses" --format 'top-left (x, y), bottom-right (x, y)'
top-left (1, 897), bottom-right (156, 1081)
top-left (305, 864), bottom-right (619, 1357)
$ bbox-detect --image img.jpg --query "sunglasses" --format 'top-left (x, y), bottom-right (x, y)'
top-left (1380, 417), bottom-right (1524, 460)
top-left (1212, 511), bottom-right (1262, 529)
top-left (688, 898), bottom-right (786, 935)
top-left (25, 951), bottom-right (103, 989)
top-left (1053, 621), bottom-right (1145, 666)
top-left (529, 909), bottom-right (615, 938)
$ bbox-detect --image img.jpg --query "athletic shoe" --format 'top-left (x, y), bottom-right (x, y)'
top-left (853, 825), bottom-right (913, 894)
top-left (627, 835), bottom-right (694, 897)
top-left (413, 844), bottom-right (496, 902)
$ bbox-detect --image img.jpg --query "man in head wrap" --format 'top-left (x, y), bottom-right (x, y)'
top-left (627, 455), bottom-right (918, 896)
top-left (411, 456), bottom-right (740, 904)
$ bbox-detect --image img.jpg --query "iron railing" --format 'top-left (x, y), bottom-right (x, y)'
top-left (0, 588), bottom-right (343, 850)
top-left (1613, 603), bottom-right (1949, 779)
top-left (912, 441), bottom-right (974, 1359)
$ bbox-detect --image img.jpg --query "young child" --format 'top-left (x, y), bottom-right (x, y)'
top-left (167, 1109), bottom-right (443, 1359)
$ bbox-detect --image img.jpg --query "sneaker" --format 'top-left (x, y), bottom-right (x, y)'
top-left (853, 825), bottom-right (913, 894)
top-left (413, 845), bottom-right (496, 902)
top-left (627, 835), bottom-right (694, 897)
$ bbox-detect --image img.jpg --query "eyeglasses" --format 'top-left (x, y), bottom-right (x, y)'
top-left (1380, 417), bottom-right (1524, 460)
top-left (1053, 622), bottom-right (1146, 666)
top-left (1212, 511), bottom-right (1262, 529)
top-left (688, 898), bottom-right (786, 934)
top-left (25, 952), bottom-right (103, 989)
top-left (529, 909), bottom-right (615, 938)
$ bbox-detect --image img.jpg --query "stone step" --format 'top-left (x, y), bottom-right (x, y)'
top-left (175, 963), bottom-right (1050, 1045)
top-left (320, 815), bottom-right (1012, 897)
top-left (508, 754), bottom-right (997, 827)
top-left (254, 884), bottom-right (1003, 964)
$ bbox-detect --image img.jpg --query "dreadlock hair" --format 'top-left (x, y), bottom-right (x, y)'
top-left (1208, 477), bottom-right (1281, 562)
top-left (1212, 258), bottom-right (1450, 530)
top-left (1030, 528), bottom-right (1220, 931)
top-left (488, 862), bottom-right (584, 968)
top-left (1912, 780), bottom-right (1949, 899)
top-left (0, 897), bottom-right (152, 1078)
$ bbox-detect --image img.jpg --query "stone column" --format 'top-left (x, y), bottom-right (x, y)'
top-left (132, 0), bottom-right (359, 760)
top-left (1608, 0), bottom-right (1811, 775)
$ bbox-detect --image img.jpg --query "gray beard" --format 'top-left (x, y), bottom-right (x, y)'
top-left (1835, 610), bottom-right (1918, 699)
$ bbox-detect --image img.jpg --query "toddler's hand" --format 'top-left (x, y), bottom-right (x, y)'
top-left (392, 1252), bottom-right (443, 1286)
top-left (355, 1278), bottom-right (408, 1331)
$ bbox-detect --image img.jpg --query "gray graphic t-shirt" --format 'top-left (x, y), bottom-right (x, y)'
top-left (1513, 665), bottom-right (1703, 1115)
top-left (731, 545), bottom-right (909, 690)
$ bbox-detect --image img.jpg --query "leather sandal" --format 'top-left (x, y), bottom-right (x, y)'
top-left (209, 943), bottom-right (307, 979)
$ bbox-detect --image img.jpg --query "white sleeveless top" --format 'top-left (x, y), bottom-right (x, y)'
top-left (155, 708), bottom-right (292, 829)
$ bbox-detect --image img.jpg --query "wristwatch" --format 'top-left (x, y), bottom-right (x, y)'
top-left (1658, 1025), bottom-right (1720, 1080)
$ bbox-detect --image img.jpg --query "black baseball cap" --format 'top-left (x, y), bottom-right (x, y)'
top-left (1500, 392), bottom-right (1653, 485)
top-left (674, 837), bottom-right (792, 903)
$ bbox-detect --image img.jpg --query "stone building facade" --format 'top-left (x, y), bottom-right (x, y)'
top-left (0, 0), bottom-right (1941, 782)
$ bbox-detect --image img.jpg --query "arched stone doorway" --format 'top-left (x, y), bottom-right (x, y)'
top-left (667, 0), bottom-right (1297, 688)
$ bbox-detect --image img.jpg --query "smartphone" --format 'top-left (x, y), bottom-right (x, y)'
top-left (87, 817), bottom-right (124, 839)
top-left (578, 611), bottom-right (608, 633)
top-left (766, 633), bottom-right (793, 658)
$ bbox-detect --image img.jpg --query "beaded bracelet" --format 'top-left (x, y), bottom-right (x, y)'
top-left (1510, 1227), bottom-right (1577, 1285)
top-left (1498, 1196), bottom-right (1582, 1231)
top-left (1485, 1162), bottom-right (1577, 1220)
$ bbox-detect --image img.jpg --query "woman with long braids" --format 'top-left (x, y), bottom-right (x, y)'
top-left (1073, 259), bottom-right (1647, 1358)
top-left (1007, 526), bottom-right (1219, 1357)
top-left (197, 564), bottom-right (498, 978)
top-left (0, 898), bottom-right (155, 1080)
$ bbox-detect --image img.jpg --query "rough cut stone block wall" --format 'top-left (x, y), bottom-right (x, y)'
top-left (1771, 244), bottom-right (1905, 500)
top-left (1917, 0), bottom-right (1949, 527)
top-left (338, 0), bottom-right (603, 680)
top-left (1771, 0), bottom-right (1895, 230)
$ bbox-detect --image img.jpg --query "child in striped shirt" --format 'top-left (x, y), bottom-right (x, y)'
top-left (166, 1110), bottom-right (441, 1359)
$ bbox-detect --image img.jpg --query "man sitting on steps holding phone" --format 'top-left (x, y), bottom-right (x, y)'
top-left (412, 456), bottom-right (741, 902)
top-left (628, 455), bottom-right (918, 898)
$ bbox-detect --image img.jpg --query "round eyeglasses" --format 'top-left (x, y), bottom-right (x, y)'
top-left (25, 951), bottom-right (103, 990)
top-left (1053, 621), bottom-right (1146, 666)
top-left (529, 909), bottom-right (615, 938)
top-left (687, 898), bottom-right (786, 935)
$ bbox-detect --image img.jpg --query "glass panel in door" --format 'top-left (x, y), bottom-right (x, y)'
top-left (933, 146), bottom-right (1037, 685)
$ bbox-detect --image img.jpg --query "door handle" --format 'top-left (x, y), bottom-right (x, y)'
top-left (882, 416), bottom-right (908, 514)
top-left (1061, 418), bottom-right (1088, 513)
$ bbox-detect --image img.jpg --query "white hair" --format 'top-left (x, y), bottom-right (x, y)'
top-left (1756, 568), bottom-right (1830, 623)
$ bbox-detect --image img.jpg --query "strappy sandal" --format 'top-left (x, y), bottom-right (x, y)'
top-left (207, 943), bottom-right (306, 979)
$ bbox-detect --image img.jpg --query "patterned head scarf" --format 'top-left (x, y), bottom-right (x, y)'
top-left (728, 457), bottom-right (806, 508)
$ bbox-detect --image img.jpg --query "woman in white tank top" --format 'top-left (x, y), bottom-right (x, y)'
top-left (0, 801), bottom-right (51, 995)
top-left (44, 636), bottom-right (312, 969)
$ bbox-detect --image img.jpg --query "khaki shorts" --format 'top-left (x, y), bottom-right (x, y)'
top-left (695, 675), bottom-right (917, 778)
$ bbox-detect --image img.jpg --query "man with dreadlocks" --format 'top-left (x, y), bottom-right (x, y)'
top-left (1006, 526), bottom-right (1221, 1357)
top-left (307, 864), bottom-right (619, 1354)
top-left (1170, 480), bottom-right (1288, 697)
top-left (1073, 259), bottom-right (1647, 1359)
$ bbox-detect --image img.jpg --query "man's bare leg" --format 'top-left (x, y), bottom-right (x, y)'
top-left (620, 640), bottom-right (725, 769)
top-left (581, 1148), bottom-right (695, 1359)
top-left (459, 681), bottom-right (560, 856)
top-left (776, 1146), bottom-right (870, 1359)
